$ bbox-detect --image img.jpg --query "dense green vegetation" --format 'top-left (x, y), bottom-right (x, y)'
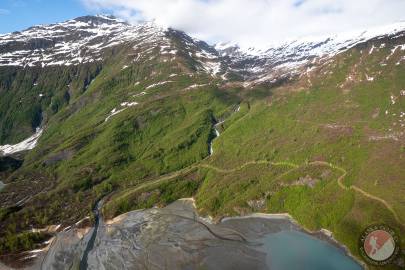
top-left (103, 168), bottom-right (204, 218)
top-left (0, 231), bottom-right (49, 254)
top-left (0, 64), bottom-right (102, 144)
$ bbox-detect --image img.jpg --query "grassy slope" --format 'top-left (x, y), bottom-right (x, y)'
top-left (0, 64), bottom-right (101, 144)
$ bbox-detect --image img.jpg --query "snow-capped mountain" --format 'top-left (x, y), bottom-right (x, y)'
top-left (0, 14), bottom-right (223, 76)
top-left (216, 21), bottom-right (405, 84)
top-left (0, 15), bottom-right (404, 84)
top-left (0, 15), bottom-right (168, 67)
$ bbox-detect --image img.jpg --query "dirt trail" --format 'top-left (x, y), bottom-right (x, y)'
top-left (209, 160), bottom-right (401, 225)
top-left (117, 159), bottom-right (402, 226)
top-left (199, 160), bottom-right (297, 174)
top-left (309, 161), bottom-right (402, 225)
top-left (205, 160), bottom-right (401, 225)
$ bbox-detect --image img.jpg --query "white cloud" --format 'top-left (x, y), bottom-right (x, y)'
top-left (81, 0), bottom-right (405, 48)
top-left (0, 9), bottom-right (10, 15)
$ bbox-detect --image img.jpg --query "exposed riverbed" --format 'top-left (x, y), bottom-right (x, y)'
top-left (38, 199), bottom-right (363, 270)
top-left (79, 200), bottom-right (104, 270)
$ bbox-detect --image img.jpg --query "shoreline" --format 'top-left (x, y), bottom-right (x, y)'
top-left (177, 198), bottom-right (367, 270)
top-left (215, 212), bottom-right (367, 270)
top-left (23, 198), bottom-right (368, 270)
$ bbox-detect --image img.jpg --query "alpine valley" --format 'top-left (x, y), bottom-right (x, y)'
top-left (0, 15), bottom-right (404, 269)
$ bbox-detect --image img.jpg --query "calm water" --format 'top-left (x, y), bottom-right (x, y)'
top-left (261, 230), bottom-right (362, 270)
top-left (0, 181), bottom-right (5, 191)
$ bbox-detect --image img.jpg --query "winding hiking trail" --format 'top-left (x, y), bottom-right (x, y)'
top-left (309, 161), bottom-right (401, 225)
top-left (116, 158), bottom-right (402, 228)
top-left (204, 160), bottom-right (401, 225)
top-left (199, 160), bottom-right (298, 174)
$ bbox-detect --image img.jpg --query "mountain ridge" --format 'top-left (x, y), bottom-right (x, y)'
top-left (1, 15), bottom-right (404, 83)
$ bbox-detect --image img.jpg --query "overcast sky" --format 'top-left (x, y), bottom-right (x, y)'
top-left (81, 0), bottom-right (405, 47)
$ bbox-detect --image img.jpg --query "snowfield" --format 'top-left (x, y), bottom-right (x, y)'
top-left (105, 101), bottom-right (139, 122)
top-left (0, 128), bottom-right (43, 156)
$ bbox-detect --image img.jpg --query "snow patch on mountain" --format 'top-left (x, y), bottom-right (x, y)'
top-left (0, 128), bottom-right (43, 156)
top-left (184, 84), bottom-right (208, 90)
top-left (105, 101), bottom-right (138, 122)
top-left (199, 60), bottom-right (221, 76)
top-left (0, 15), bottom-right (167, 67)
top-left (216, 21), bottom-right (405, 83)
top-left (145, 81), bottom-right (173, 89)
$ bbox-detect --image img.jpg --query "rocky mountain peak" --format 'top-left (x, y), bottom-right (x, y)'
top-left (0, 15), bottom-right (166, 67)
top-left (0, 16), bottom-right (404, 84)
top-left (74, 14), bottom-right (126, 24)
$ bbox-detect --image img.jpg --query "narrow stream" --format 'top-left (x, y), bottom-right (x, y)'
top-left (209, 120), bottom-right (224, 156)
top-left (209, 104), bottom-right (240, 156)
top-left (79, 199), bottom-right (104, 270)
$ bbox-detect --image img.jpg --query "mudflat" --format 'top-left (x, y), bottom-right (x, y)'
top-left (40, 200), bottom-right (362, 270)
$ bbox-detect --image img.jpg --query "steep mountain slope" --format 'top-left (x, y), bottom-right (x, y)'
top-left (0, 15), bottom-right (222, 146)
top-left (0, 16), bottom-right (404, 269)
